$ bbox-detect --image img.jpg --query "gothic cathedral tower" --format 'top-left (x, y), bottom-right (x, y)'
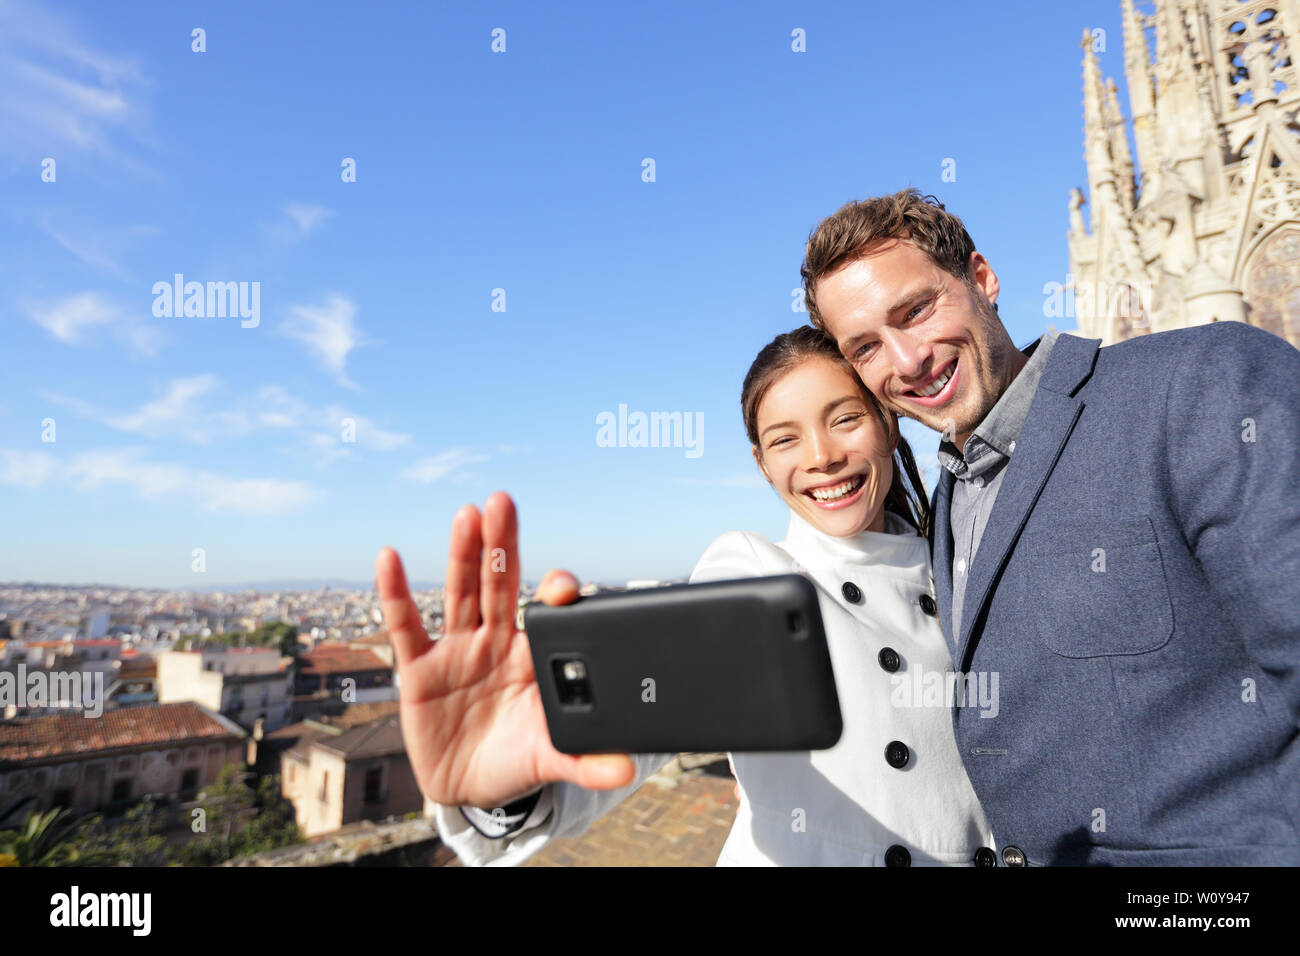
top-left (1068, 0), bottom-right (1300, 347)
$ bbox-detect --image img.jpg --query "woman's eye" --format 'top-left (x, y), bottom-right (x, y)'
top-left (834, 413), bottom-right (865, 427)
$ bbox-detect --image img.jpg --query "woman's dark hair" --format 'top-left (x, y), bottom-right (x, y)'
top-left (741, 325), bottom-right (931, 538)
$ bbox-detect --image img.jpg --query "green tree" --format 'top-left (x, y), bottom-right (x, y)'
top-left (0, 808), bottom-right (115, 867)
top-left (178, 764), bottom-right (301, 866)
top-left (74, 799), bottom-right (169, 866)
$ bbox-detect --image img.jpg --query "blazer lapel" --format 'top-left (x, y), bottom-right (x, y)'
top-left (930, 469), bottom-right (958, 661)
top-left (951, 334), bottom-right (1102, 669)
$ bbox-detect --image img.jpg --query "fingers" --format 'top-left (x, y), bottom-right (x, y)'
top-left (444, 504), bottom-right (483, 634)
top-left (535, 568), bottom-right (580, 606)
top-left (375, 547), bottom-right (432, 668)
top-left (479, 491), bottom-right (521, 632)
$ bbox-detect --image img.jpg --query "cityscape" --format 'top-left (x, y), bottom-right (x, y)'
top-left (0, 573), bottom-right (685, 865)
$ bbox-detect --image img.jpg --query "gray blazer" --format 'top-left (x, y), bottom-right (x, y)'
top-left (931, 321), bottom-right (1300, 865)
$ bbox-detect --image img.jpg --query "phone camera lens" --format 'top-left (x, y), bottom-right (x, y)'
top-left (552, 657), bottom-right (593, 707)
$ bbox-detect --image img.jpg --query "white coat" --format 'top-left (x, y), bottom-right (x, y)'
top-left (433, 508), bottom-right (996, 866)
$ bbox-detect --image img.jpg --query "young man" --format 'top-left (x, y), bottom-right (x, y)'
top-left (801, 188), bottom-right (1300, 865)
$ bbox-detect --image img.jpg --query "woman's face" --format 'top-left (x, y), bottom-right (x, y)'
top-left (753, 356), bottom-right (897, 537)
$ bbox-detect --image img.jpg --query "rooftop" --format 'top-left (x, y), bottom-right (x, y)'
top-left (297, 646), bottom-right (390, 677)
top-left (0, 701), bottom-right (245, 765)
top-left (314, 714), bottom-right (405, 760)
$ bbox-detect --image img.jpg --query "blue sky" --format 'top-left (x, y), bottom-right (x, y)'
top-left (1, 0), bottom-right (1128, 588)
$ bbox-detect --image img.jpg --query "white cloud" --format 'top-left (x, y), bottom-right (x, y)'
top-left (64, 448), bottom-right (320, 514)
top-left (0, 0), bottom-right (151, 167)
top-left (25, 291), bottom-right (118, 344)
top-left (0, 445), bottom-right (320, 514)
top-left (283, 202), bottom-right (332, 236)
top-left (24, 291), bottom-right (164, 356)
top-left (0, 449), bottom-right (56, 488)
top-left (399, 449), bottom-right (489, 484)
top-left (107, 375), bottom-right (221, 440)
top-left (38, 217), bottom-right (129, 279)
top-left (42, 379), bottom-right (410, 458)
top-left (322, 404), bottom-right (409, 451)
top-left (279, 294), bottom-right (363, 388)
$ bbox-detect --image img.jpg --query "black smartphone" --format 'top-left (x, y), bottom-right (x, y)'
top-left (522, 574), bottom-right (842, 755)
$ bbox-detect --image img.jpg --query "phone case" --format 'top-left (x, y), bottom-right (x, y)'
top-left (523, 574), bottom-right (842, 754)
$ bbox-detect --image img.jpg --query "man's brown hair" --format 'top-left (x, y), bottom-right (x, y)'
top-left (801, 188), bottom-right (980, 333)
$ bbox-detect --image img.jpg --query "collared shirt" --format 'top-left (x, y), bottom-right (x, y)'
top-left (938, 332), bottom-right (1057, 639)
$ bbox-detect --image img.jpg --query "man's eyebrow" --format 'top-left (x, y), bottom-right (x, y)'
top-left (837, 286), bottom-right (936, 356)
top-left (759, 396), bottom-right (862, 438)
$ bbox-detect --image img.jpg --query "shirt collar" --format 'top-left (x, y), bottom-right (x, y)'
top-left (780, 507), bottom-right (928, 572)
top-left (937, 332), bottom-right (1057, 480)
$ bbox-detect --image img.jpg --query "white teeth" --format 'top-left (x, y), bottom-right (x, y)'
top-left (914, 366), bottom-right (953, 398)
top-left (809, 475), bottom-right (865, 501)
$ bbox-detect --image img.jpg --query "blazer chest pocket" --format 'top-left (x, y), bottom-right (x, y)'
top-left (1017, 515), bottom-right (1173, 658)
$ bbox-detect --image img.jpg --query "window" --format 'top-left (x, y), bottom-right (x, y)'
top-left (1246, 226), bottom-right (1300, 347)
top-left (52, 788), bottom-right (73, 808)
top-left (181, 768), bottom-right (199, 794)
top-left (319, 771), bottom-right (328, 803)
top-left (364, 767), bottom-right (382, 804)
top-left (111, 779), bottom-right (131, 803)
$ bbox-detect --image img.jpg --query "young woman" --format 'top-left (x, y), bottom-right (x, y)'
top-left (687, 324), bottom-right (995, 865)
top-left (428, 325), bottom-right (995, 866)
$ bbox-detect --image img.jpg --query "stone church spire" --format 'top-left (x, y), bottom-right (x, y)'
top-left (1067, 0), bottom-right (1300, 348)
top-left (1121, 0), bottom-right (1159, 190)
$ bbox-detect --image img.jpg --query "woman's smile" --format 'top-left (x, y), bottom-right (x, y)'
top-left (803, 473), bottom-right (868, 509)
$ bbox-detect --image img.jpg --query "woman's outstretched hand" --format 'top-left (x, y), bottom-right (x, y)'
top-left (376, 491), bottom-right (637, 812)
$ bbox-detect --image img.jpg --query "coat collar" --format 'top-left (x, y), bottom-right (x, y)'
top-left (931, 333), bottom-right (1101, 666)
top-left (780, 506), bottom-right (929, 573)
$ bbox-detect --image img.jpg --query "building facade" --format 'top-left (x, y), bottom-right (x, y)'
top-left (157, 647), bottom-right (293, 732)
top-left (0, 701), bottom-right (246, 826)
top-left (278, 712), bottom-right (422, 837)
top-left (1068, 0), bottom-right (1300, 346)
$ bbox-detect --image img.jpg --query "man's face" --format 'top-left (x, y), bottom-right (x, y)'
top-left (815, 239), bottom-right (1021, 449)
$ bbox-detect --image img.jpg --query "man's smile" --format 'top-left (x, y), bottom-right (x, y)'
top-left (901, 357), bottom-right (959, 407)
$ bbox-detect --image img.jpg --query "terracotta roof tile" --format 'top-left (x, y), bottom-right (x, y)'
top-left (349, 631), bottom-right (391, 646)
top-left (298, 647), bottom-right (390, 676)
top-left (0, 701), bottom-right (244, 764)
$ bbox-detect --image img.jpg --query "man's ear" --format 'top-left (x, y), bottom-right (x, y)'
top-left (967, 251), bottom-right (1000, 308)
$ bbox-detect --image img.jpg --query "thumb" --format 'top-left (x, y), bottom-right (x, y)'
top-left (535, 569), bottom-right (580, 606)
top-left (568, 753), bottom-right (637, 790)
